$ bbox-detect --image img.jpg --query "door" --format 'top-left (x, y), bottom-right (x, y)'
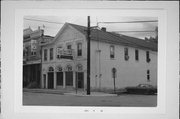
top-left (48, 72), bottom-right (54, 89)
top-left (43, 74), bottom-right (46, 88)
top-left (57, 72), bottom-right (63, 86)
top-left (77, 72), bottom-right (84, 88)
top-left (65, 72), bottom-right (73, 86)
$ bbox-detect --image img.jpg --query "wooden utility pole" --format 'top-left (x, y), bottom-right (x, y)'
top-left (87, 16), bottom-right (91, 95)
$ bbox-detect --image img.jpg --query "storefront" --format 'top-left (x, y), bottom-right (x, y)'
top-left (42, 63), bottom-right (86, 90)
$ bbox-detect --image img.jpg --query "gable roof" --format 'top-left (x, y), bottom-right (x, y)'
top-left (68, 23), bottom-right (157, 51)
top-left (42, 23), bottom-right (157, 51)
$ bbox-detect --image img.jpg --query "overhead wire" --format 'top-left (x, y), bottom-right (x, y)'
top-left (97, 20), bottom-right (158, 24)
top-left (24, 18), bottom-right (65, 24)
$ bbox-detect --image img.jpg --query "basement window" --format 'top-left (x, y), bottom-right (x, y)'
top-left (147, 70), bottom-right (150, 82)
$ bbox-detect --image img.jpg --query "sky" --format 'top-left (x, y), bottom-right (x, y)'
top-left (24, 16), bottom-right (158, 39)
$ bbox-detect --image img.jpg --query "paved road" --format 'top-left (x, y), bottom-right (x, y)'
top-left (23, 92), bottom-right (157, 107)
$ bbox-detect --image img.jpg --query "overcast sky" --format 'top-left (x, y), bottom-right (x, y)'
top-left (24, 16), bottom-right (158, 39)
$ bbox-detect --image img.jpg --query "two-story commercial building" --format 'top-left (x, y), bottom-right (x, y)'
top-left (41, 23), bottom-right (157, 91)
top-left (23, 27), bottom-right (54, 88)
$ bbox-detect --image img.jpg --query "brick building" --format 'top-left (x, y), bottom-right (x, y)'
top-left (23, 27), bottom-right (53, 88)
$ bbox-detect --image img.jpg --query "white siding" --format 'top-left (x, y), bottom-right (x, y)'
top-left (41, 24), bottom-right (157, 91)
top-left (90, 40), bottom-right (157, 90)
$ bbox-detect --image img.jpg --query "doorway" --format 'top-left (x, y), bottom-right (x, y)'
top-left (43, 74), bottom-right (46, 88)
top-left (76, 72), bottom-right (84, 88)
top-left (57, 72), bottom-right (63, 86)
top-left (48, 72), bottom-right (54, 89)
top-left (65, 71), bottom-right (73, 86)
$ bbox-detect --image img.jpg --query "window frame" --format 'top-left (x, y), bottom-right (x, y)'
top-left (124, 47), bottom-right (129, 61)
top-left (50, 48), bottom-right (54, 60)
top-left (135, 49), bottom-right (139, 61)
top-left (77, 42), bottom-right (82, 56)
top-left (147, 69), bottom-right (150, 82)
top-left (31, 50), bottom-right (36, 56)
top-left (67, 44), bottom-right (72, 50)
top-left (110, 45), bottom-right (115, 59)
top-left (44, 49), bottom-right (47, 61)
top-left (146, 51), bottom-right (150, 63)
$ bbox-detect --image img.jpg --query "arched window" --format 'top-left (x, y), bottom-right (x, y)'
top-left (56, 65), bottom-right (63, 72)
top-left (76, 64), bottom-right (83, 71)
top-left (48, 66), bottom-right (54, 72)
top-left (66, 64), bottom-right (72, 71)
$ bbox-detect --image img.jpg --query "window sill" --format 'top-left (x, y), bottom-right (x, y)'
top-left (77, 56), bottom-right (83, 58)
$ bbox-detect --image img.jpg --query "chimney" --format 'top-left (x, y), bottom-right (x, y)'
top-left (101, 27), bottom-right (106, 32)
top-left (38, 26), bottom-right (40, 30)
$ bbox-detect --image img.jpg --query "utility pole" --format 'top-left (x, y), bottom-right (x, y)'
top-left (87, 16), bottom-right (91, 95)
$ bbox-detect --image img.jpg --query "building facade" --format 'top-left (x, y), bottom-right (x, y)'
top-left (41, 23), bottom-right (157, 91)
top-left (23, 27), bottom-right (53, 88)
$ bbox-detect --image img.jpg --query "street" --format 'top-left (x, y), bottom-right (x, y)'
top-left (23, 92), bottom-right (157, 107)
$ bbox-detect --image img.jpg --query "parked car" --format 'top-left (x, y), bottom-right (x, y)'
top-left (125, 84), bottom-right (157, 95)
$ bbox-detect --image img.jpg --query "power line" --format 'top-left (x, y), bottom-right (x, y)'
top-left (24, 18), bottom-right (64, 24)
top-left (98, 20), bottom-right (158, 24)
top-left (112, 30), bottom-right (156, 33)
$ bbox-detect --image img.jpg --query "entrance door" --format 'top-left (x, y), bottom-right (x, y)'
top-left (57, 72), bottom-right (63, 86)
top-left (43, 74), bottom-right (46, 88)
top-left (65, 72), bottom-right (73, 86)
top-left (48, 72), bottom-right (54, 89)
top-left (77, 72), bottom-right (84, 88)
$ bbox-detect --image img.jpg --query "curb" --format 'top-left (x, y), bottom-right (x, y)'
top-left (23, 89), bottom-right (65, 95)
top-left (64, 92), bottom-right (118, 97)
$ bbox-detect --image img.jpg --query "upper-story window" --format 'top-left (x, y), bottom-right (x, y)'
top-left (124, 47), bottom-right (129, 61)
top-left (31, 51), bottom-right (36, 56)
top-left (56, 45), bottom-right (63, 59)
top-left (67, 44), bottom-right (72, 50)
top-left (77, 43), bottom-right (82, 56)
top-left (23, 46), bottom-right (28, 57)
top-left (31, 40), bottom-right (37, 56)
top-left (110, 45), bottom-right (115, 59)
top-left (146, 51), bottom-right (151, 63)
top-left (44, 49), bottom-right (47, 61)
top-left (50, 48), bottom-right (54, 60)
top-left (135, 49), bottom-right (139, 61)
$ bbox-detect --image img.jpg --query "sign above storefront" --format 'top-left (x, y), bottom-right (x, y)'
top-left (57, 48), bottom-right (74, 60)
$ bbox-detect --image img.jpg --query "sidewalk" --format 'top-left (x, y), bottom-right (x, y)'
top-left (23, 88), bottom-right (66, 95)
top-left (64, 91), bottom-right (117, 97)
top-left (23, 88), bottom-right (117, 96)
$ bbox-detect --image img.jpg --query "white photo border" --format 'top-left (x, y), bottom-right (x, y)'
top-left (2, 1), bottom-right (179, 119)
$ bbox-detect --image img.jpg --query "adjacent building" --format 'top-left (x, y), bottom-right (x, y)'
top-left (23, 27), bottom-right (53, 88)
top-left (40, 23), bottom-right (157, 91)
